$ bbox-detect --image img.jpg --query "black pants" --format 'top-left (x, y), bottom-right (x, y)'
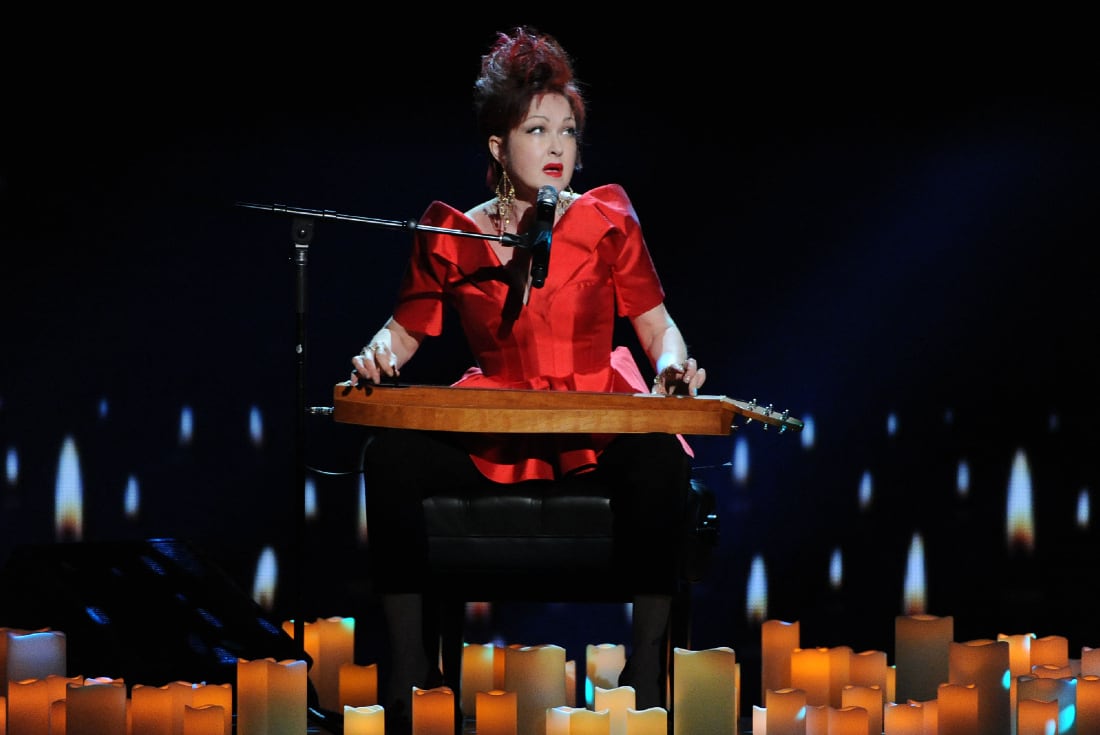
top-left (361, 428), bottom-right (693, 595)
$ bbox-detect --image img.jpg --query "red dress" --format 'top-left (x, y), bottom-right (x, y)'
top-left (393, 184), bottom-right (692, 482)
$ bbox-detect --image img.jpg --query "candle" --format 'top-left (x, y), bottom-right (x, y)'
top-left (343, 704), bottom-right (385, 735)
top-left (1, 628), bottom-right (67, 698)
top-left (841, 684), bottom-right (882, 735)
top-left (883, 700), bottom-right (923, 735)
top-left (66, 677), bottom-right (128, 735)
top-left (1017, 698), bottom-right (1059, 735)
top-left (753, 704), bottom-right (768, 735)
top-left (412, 686), bottom-right (454, 735)
top-left (567, 659), bottom-right (577, 707)
top-left (765, 687), bottom-right (807, 735)
top-left (828, 705), bottom-right (869, 735)
top-left (895, 614), bottom-right (954, 703)
top-left (790, 647), bottom-right (831, 707)
top-left (1017, 674), bottom-right (1075, 734)
top-left (7, 678), bottom-right (51, 735)
top-left (283, 616), bottom-right (354, 713)
top-left (937, 682), bottom-right (980, 735)
top-left (829, 646), bottom-right (853, 708)
top-left (477, 689), bottom-right (518, 735)
top-left (1083, 648), bottom-right (1100, 677)
top-left (183, 704), bottom-right (229, 735)
top-left (594, 685), bottom-right (634, 734)
top-left (546, 705), bottom-right (610, 735)
top-left (191, 683), bottom-right (232, 735)
top-left (624, 707), bottom-right (667, 735)
top-left (1031, 636), bottom-right (1069, 668)
top-left (504, 644), bottom-right (568, 735)
top-left (463, 643), bottom-right (497, 716)
top-left (948, 639), bottom-right (1010, 735)
top-left (805, 704), bottom-right (828, 734)
top-left (236, 658), bottom-right (308, 735)
top-left (672, 647), bottom-right (737, 735)
top-left (1078, 675), bottom-right (1100, 732)
top-left (762, 620), bottom-right (801, 702)
top-left (340, 662), bottom-right (379, 709)
top-left (586, 643), bottom-right (626, 708)
top-left (849, 649), bottom-right (888, 704)
top-left (131, 680), bottom-right (194, 735)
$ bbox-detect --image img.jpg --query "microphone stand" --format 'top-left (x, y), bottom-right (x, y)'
top-left (235, 200), bottom-right (522, 732)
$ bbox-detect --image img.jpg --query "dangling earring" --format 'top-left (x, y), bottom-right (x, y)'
top-left (494, 171), bottom-right (515, 235)
top-left (558, 185), bottom-right (576, 216)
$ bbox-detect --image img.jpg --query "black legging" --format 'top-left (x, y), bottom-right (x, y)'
top-left (361, 428), bottom-right (693, 595)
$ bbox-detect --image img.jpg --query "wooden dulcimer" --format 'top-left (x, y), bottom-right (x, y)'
top-left (331, 382), bottom-right (803, 435)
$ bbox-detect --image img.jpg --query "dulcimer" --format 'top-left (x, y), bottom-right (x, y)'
top-left (331, 382), bottom-right (803, 435)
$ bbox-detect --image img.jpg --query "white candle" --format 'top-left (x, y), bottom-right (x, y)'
top-left (841, 684), bottom-right (882, 735)
top-left (183, 704), bottom-right (229, 735)
top-left (463, 643), bottom-right (497, 716)
top-left (765, 687), bottom-right (806, 735)
top-left (191, 683), bottom-right (232, 735)
top-left (283, 616), bottom-right (355, 713)
top-left (936, 682), bottom-right (979, 735)
top-left (828, 705), bottom-right (869, 735)
top-left (477, 689), bottom-right (518, 735)
top-left (412, 686), bottom-right (454, 735)
top-left (805, 704), bottom-right (828, 735)
top-left (586, 643), bottom-right (626, 708)
top-left (343, 704), bottom-right (385, 735)
top-left (1, 628), bottom-right (67, 698)
top-left (7, 678), bottom-right (51, 735)
top-left (1078, 675), bottom-right (1100, 732)
top-left (790, 647), bottom-right (831, 707)
top-left (593, 685), bottom-right (634, 735)
top-left (883, 700), bottom-right (923, 735)
top-left (1017, 698), bottom-right (1059, 735)
top-left (829, 646), bottom-right (853, 708)
top-left (948, 639), bottom-right (1010, 735)
top-left (1017, 674), bottom-right (1075, 734)
top-left (762, 620), bottom-right (800, 702)
top-left (1082, 647), bottom-right (1100, 677)
top-left (236, 658), bottom-right (308, 735)
top-left (895, 614), bottom-right (953, 703)
top-left (131, 680), bottom-right (194, 735)
top-left (753, 704), bottom-right (768, 735)
top-left (672, 647), bottom-right (737, 735)
top-left (504, 644), bottom-right (568, 735)
top-left (66, 677), bottom-right (128, 735)
top-left (1031, 636), bottom-right (1069, 668)
top-left (849, 649), bottom-right (888, 703)
top-left (340, 662), bottom-right (379, 709)
top-left (546, 705), bottom-right (610, 735)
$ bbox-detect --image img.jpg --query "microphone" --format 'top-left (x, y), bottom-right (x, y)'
top-left (528, 185), bottom-right (558, 288)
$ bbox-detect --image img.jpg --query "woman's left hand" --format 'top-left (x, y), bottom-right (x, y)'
top-left (652, 358), bottom-right (706, 396)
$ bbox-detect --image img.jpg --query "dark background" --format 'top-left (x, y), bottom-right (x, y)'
top-left (2, 15), bottom-right (1097, 714)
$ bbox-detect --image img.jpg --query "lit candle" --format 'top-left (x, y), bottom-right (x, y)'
top-left (1, 628), bottom-right (67, 698)
top-left (1017, 674), bottom-right (1075, 734)
top-left (463, 643), bottom-right (497, 716)
top-left (593, 684), bottom-right (634, 734)
top-left (805, 704), bottom-right (828, 734)
top-left (236, 658), bottom-right (308, 735)
top-left (883, 700), bottom-right (923, 735)
top-left (841, 684), bottom-right (882, 735)
top-left (762, 620), bottom-right (800, 702)
top-left (895, 614), bottom-right (953, 703)
top-left (1031, 635), bottom-right (1069, 668)
top-left (566, 659), bottom-right (577, 707)
top-left (828, 705), bottom-right (869, 735)
top-left (999, 631), bottom-right (1036, 725)
top-left (504, 644), bottom-right (568, 735)
top-left (936, 682), bottom-right (980, 735)
top-left (1083, 647), bottom-right (1100, 677)
top-left (753, 704), bottom-right (767, 735)
top-left (131, 680), bottom-right (194, 735)
top-left (790, 647), bottom-right (831, 707)
top-left (546, 705), bottom-right (610, 735)
top-left (7, 678), bottom-right (51, 735)
top-left (283, 616), bottom-right (355, 713)
top-left (412, 686), bottom-right (454, 735)
top-left (586, 643), bottom-right (626, 708)
top-left (948, 639), bottom-right (1010, 735)
top-left (66, 677), bottom-right (128, 735)
top-left (183, 703), bottom-right (229, 735)
top-left (672, 647), bottom-right (737, 735)
top-left (1077, 675), bottom-right (1100, 732)
top-left (765, 687), bottom-right (806, 735)
top-left (1017, 698), bottom-right (1059, 735)
top-left (477, 689), bottom-right (518, 735)
top-left (340, 662), bottom-right (379, 709)
top-left (829, 646), bottom-right (852, 708)
top-left (849, 649), bottom-right (888, 704)
top-left (624, 707), bottom-right (666, 735)
top-left (191, 683), bottom-right (233, 735)
top-left (343, 704), bottom-right (385, 735)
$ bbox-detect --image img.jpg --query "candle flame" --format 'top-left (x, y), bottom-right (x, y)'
top-left (746, 554), bottom-right (768, 623)
top-left (956, 459), bottom-right (970, 498)
top-left (178, 405), bottom-right (194, 445)
top-left (902, 532), bottom-right (926, 615)
top-left (124, 474), bottom-right (140, 520)
top-left (858, 470), bottom-right (873, 511)
top-left (1005, 448), bottom-right (1036, 552)
top-left (304, 476), bottom-right (318, 520)
top-left (252, 546), bottom-right (279, 610)
top-left (54, 435), bottom-right (83, 541)
top-left (731, 436), bottom-right (749, 485)
top-left (800, 415), bottom-right (815, 449)
top-left (1078, 488), bottom-right (1090, 530)
top-left (5, 445), bottom-right (18, 485)
top-left (829, 548), bottom-right (843, 590)
top-left (249, 405), bottom-right (264, 447)
top-left (886, 412), bottom-right (898, 437)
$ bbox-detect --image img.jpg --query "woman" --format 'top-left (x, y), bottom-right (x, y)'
top-left (349, 26), bottom-right (707, 729)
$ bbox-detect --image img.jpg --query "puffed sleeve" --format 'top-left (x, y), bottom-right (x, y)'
top-left (391, 201), bottom-right (464, 336)
top-left (588, 185), bottom-right (666, 319)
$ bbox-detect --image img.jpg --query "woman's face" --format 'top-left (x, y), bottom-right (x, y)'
top-left (492, 92), bottom-right (578, 200)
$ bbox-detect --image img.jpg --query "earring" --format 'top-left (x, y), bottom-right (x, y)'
top-left (494, 171), bottom-right (515, 235)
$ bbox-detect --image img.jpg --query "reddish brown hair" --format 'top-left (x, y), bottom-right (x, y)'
top-left (473, 26), bottom-right (586, 190)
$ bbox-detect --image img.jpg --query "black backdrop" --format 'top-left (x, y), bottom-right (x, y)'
top-left (2, 14), bottom-right (1098, 714)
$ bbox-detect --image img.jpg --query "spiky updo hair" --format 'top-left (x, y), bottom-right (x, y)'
top-left (473, 26), bottom-right (586, 191)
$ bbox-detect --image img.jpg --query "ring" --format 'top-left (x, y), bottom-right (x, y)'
top-left (370, 343), bottom-right (384, 352)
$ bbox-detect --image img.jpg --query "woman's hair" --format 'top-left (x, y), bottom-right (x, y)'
top-left (473, 26), bottom-right (586, 190)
